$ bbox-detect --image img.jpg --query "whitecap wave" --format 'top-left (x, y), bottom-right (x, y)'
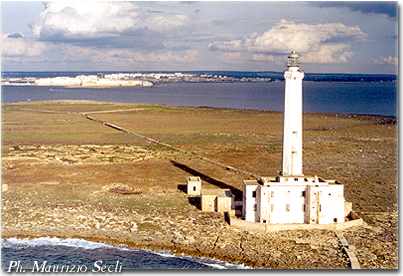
top-left (192, 258), bottom-right (250, 270)
top-left (2, 237), bottom-right (250, 269)
top-left (2, 237), bottom-right (114, 250)
top-left (150, 250), bottom-right (249, 269)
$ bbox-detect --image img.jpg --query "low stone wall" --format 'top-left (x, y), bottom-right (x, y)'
top-left (229, 215), bottom-right (364, 233)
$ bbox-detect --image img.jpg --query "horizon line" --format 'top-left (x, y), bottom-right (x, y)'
top-left (0, 70), bottom-right (397, 76)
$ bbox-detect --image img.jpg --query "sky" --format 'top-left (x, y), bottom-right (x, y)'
top-left (0, 1), bottom-right (398, 73)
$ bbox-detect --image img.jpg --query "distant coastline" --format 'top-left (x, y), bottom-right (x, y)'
top-left (1, 71), bottom-right (397, 83)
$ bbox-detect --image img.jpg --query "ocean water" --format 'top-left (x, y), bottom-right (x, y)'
top-left (1, 81), bottom-right (397, 116)
top-left (1, 237), bottom-right (248, 271)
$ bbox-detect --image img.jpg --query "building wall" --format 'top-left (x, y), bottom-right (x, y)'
top-left (306, 185), bottom-right (319, 224)
top-left (260, 185), bottom-right (306, 224)
top-left (244, 180), bottom-right (345, 225)
top-left (243, 183), bottom-right (258, 222)
top-left (216, 196), bottom-right (232, 213)
top-left (316, 185), bottom-right (345, 224)
top-left (201, 195), bottom-right (216, 212)
top-left (187, 180), bottom-right (201, 196)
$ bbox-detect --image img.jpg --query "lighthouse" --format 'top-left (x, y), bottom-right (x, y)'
top-left (242, 51), bottom-right (348, 225)
top-left (282, 51), bottom-right (304, 176)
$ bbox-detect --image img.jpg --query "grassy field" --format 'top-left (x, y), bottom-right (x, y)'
top-left (3, 101), bottom-right (396, 212)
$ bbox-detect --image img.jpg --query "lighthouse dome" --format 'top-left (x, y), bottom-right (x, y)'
top-left (287, 51), bottom-right (300, 68)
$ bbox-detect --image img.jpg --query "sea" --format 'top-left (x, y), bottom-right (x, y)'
top-left (0, 71), bottom-right (397, 271)
top-left (1, 71), bottom-right (397, 116)
top-left (2, 238), bottom-right (248, 271)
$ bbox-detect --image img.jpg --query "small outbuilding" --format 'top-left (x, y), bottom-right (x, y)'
top-left (201, 189), bottom-right (234, 214)
top-left (217, 195), bottom-right (232, 213)
top-left (201, 194), bottom-right (217, 212)
top-left (187, 176), bottom-right (202, 196)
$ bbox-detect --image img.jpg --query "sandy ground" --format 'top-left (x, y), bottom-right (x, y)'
top-left (2, 101), bottom-right (398, 269)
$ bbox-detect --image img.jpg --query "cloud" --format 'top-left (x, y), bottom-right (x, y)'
top-left (2, 35), bottom-right (199, 69)
top-left (32, 2), bottom-right (139, 39)
top-left (373, 56), bottom-right (398, 65)
top-left (251, 44), bottom-right (352, 64)
top-left (209, 20), bottom-right (366, 64)
top-left (1, 27), bottom-right (199, 69)
top-left (32, 1), bottom-right (189, 48)
top-left (251, 54), bottom-right (279, 63)
top-left (1, 33), bottom-right (47, 57)
top-left (145, 15), bottom-right (188, 32)
top-left (303, 44), bottom-right (353, 64)
top-left (313, 2), bottom-right (397, 18)
top-left (77, 48), bottom-right (200, 65)
top-left (223, 52), bottom-right (242, 61)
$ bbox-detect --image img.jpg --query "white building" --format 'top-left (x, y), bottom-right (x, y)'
top-left (242, 51), bottom-right (346, 225)
top-left (187, 176), bottom-right (202, 196)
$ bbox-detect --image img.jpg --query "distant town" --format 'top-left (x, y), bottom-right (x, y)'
top-left (1, 71), bottom-right (396, 88)
top-left (0, 72), bottom-right (273, 88)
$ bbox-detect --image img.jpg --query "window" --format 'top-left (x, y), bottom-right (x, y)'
top-left (294, 178), bottom-right (298, 181)
top-left (263, 220), bottom-right (267, 223)
top-left (286, 204), bottom-right (290, 212)
top-left (252, 191), bottom-right (256, 198)
top-left (333, 218), bottom-right (338, 223)
top-left (193, 186), bottom-right (196, 191)
top-left (302, 191), bottom-right (305, 197)
top-left (328, 193), bottom-right (332, 196)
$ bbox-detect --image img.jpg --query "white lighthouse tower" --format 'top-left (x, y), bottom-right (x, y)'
top-left (282, 51), bottom-right (304, 177)
top-left (242, 51), bottom-right (348, 225)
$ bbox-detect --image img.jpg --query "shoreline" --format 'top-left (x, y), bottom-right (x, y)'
top-left (2, 99), bottom-right (397, 120)
top-left (1, 229), bottom-right (252, 269)
top-left (2, 235), bottom-right (250, 270)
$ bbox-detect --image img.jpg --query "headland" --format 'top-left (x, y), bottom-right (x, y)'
top-left (2, 100), bottom-right (397, 269)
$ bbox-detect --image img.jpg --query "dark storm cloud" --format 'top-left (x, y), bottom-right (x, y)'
top-left (313, 2), bottom-right (397, 18)
top-left (35, 28), bottom-right (165, 51)
top-left (7, 33), bottom-right (23, 38)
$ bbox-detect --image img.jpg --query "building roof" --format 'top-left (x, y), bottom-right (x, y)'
top-left (187, 176), bottom-right (201, 182)
top-left (201, 188), bottom-right (232, 197)
top-left (243, 175), bottom-right (343, 187)
top-left (243, 179), bottom-right (259, 186)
